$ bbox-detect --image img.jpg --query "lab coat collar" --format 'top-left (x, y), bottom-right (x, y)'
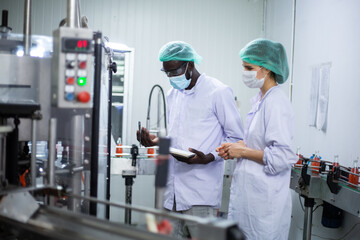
top-left (249, 85), bottom-right (280, 112)
top-left (180, 73), bottom-right (205, 95)
top-left (251, 85), bottom-right (279, 104)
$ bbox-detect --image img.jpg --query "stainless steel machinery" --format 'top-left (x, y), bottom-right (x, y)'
top-left (291, 156), bottom-right (360, 240)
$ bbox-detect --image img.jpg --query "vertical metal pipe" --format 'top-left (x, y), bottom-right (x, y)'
top-left (48, 119), bottom-right (57, 187)
top-left (123, 176), bottom-right (134, 224)
top-left (83, 170), bottom-right (91, 213)
top-left (2, 10), bottom-right (9, 27)
top-left (31, 119), bottom-right (37, 187)
top-left (0, 138), bottom-right (4, 183)
top-left (106, 59), bottom-right (114, 219)
top-left (69, 115), bottom-right (84, 212)
top-left (303, 197), bottom-right (314, 240)
top-left (157, 90), bottom-right (161, 132)
top-left (23, 0), bottom-right (31, 55)
top-left (289, 0), bottom-right (297, 102)
top-left (0, 118), bottom-right (8, 184)
top-left (5, 119), bottom-right (19, 185)
top-left (263, 0), bottom-right (267, 36)
top-left (125, 183), bottom-right (132, 224)
top-left (67, 0), bottom-right (76, 28)
top-left (90, 32), bottom-right (102, 216)
top-left (84, 170), bottom-right (91, 196)
top-left (303, 206), bottom-right (313, 240)
top-left (75, 0), bottom-right (81, 28)
top-left (0, 136), bottom-right (5, 183)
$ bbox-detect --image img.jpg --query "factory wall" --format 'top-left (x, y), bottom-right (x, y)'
top-left (1, 0), bottom-right (265, 225)
top-left (1, 0), bottom-right (264, 143)
top-left (265, 0), bottom-right (360, 239)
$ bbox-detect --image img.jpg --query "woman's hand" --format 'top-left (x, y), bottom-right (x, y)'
top-left (216, 143), bottom-right (232, 159)
top-left (216, 141), bottom-right (247, 160)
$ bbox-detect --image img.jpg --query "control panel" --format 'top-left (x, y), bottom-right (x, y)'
top-left (52, 27), bottom-right (93, 108)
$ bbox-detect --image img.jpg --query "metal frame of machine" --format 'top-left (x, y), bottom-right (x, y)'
top-left (291, 158), bottom-right (360, 240)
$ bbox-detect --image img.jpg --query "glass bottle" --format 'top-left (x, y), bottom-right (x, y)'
top-left (115, 137), bottom-right (123, 157)
top-left (349, 158), bottom-right (359, 188)
top-left (147, 147), bottom-right (155, 158)
top-left (295, 147), bottom-right (302, 165)
top-left (332, 155), bottom-right (340, 171)
top-left (312, 151), bottom-right (320, 174)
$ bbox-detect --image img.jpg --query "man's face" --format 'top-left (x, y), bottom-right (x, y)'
top-left (162, 61), bottom-right (188, 77)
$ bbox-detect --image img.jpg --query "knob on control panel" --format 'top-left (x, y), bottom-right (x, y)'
top-left (77, 91), bottom-right (91, 103)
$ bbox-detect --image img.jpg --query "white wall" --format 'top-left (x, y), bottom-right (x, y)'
top-left (265, 0), bottom-right (360, 239)
top-left (264, 0), bottom-right (293, 98)
top-left (1, 0), bottom-right (264, 143)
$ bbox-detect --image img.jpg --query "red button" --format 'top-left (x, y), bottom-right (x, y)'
top-left (79, 61), bottom-right (87, 69)
top-left (77, 91), bottom-right (91, 103)
top-left (66, 77), bottom-right (75, 85)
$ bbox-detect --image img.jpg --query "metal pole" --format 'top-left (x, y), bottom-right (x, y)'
top-left (157, 90), bottom-right (161, 132)
top-left (90, 32), bottom-right (102, 216)
top-left (84, 170), bottom-right (91, 196)
top-left (0, 119), bottom-right (7, 184)
top-left (6, 118), bottom-right (19, 185)
top-left (75, 0), bottom-right (81, 28)
top-left (69, 115), bottom-right (84, 212)
top-left (23, 0), bottom-right (31, 55)
top-left (124, 177), bottom-right (133, 224)
top-left (289, 0), bottom-right (297, 102)
top-left (67, 0), bottom-right (76, 28)
top-left (263, 0), bottom-right (267, 36)
top-left (303, 197), bottom-right (314, 240)
top-left (47, 119), bottom-right (57, 187)
top-left (123, 145), bottom-right (138, 224)
top-left (0, 135), bottom-right (5, 184)
top-left (106, 60), bottom-right (115, 219)
top-left (31, 119), bottom-right (37, 187)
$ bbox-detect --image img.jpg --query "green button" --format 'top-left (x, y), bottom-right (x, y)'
top-left (78, 77), bottom-right (87, 86)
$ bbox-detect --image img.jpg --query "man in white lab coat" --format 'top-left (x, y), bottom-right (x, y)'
top-left (137, 41), bottom-right (244, 238)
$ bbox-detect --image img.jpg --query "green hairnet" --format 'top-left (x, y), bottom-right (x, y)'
top-left (159, 41), bottom-right (202, 64)
top-left (239, 39), bottom-right (289, 84)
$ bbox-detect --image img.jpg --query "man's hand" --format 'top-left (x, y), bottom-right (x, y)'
top-left (136, 127), bottom-right (159, 147)
top-left (172, 148), bottom-right (214, 164)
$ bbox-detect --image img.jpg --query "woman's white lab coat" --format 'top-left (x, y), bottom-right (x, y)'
top-left (228, 86), bottom-right (297, 240)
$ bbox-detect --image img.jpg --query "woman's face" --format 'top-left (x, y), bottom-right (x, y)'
top-left (242, 61), bottom-right (268, 80)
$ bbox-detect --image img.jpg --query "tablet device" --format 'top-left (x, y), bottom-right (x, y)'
top-left (169, 147), bottom-right (195, 159)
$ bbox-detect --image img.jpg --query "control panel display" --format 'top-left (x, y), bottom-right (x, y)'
top-left (62, 38), bottom-right (92, 53)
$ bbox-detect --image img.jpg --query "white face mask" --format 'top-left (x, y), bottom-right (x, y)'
top-left (242, 69), bottom-right (265, 88)
top-left (168, 63), bottom-right (192, 90)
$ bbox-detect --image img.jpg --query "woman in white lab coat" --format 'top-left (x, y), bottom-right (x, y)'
top-left (217, 39), bottom-right (297, 240)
